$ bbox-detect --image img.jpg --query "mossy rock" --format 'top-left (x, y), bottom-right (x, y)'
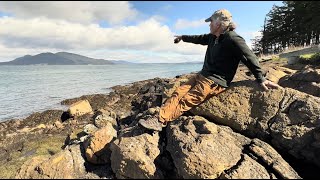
top-left (299, 53), bottom-right (320, 65)
top-left (0, 135), bottom-right (66, 179)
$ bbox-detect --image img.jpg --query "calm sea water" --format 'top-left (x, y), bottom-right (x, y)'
top-left (0, 63), bottom-right (202, 122)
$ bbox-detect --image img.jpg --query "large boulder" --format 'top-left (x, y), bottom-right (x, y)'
top-left (166, 116), bottom-right (300, 179)
top-left (264, 66), bottom-right (296, 83)
top-left (68, 100), bottom-right (93, 117)
top-left (84, 122), bottom-right (117, 164)
top-left (110, 125), bottom-right (162, 179)
top-left (166, 116), bottom-right (249, 179)
top-left (191, 80), bottom-right (320, 167)
top-left (15, 145), bottom-right (87, 179)
top-left (94, 110), bottom-right (118, 128)
top-left (279, 67), bottom-right (320, 97)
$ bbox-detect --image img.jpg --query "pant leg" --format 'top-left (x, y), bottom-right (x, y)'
top-left (161, 74), bottom-right (225, 122)
top-left (159, 74), bottom-right (197, 122)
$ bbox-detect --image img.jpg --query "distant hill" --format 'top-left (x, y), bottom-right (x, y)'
top-left (110, 60), bottom-right (134, 64)
top-left (0, 52), bottom-right (132, 65)
top-left (150, 61), bottom-right (203, 64)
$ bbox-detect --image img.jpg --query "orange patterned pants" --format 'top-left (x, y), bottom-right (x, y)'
top-left (159, 74), bottom-right (226, 123)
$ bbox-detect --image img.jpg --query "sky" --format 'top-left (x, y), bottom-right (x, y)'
top-left (0, 1), bottom-right (283, 63)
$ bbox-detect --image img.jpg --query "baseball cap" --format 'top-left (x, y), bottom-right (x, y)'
top-left (205, 9), bottom-right (232, 23)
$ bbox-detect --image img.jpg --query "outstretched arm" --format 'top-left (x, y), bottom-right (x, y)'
top-left (231, 33), bottom-right (282, 90)
top-left (174, 34), bottom-right (211, 45)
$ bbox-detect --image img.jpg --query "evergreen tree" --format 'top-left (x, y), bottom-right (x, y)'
top-left (252, 1), bottom-right (320, 54)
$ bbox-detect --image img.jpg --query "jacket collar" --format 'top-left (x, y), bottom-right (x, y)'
top-left (213, 32), bottom-right (227, 43)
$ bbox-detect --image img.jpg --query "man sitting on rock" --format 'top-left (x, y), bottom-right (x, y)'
top-left (139, 9), bottom-right (281, 131)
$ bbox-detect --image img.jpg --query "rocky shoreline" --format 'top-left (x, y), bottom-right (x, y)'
top-left (0, 59), bottom-right (319, 179)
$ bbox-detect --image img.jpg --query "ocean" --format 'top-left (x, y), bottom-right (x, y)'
top-left (0, 63), bottom-right (202, 122)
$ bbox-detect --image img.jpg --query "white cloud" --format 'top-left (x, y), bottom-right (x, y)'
top-left (0, 1), bottom-right (207, 63)
top-left (174, 18), bottom-right (207, 30)
top-left (0, 1), bottom-right (138, 25)
top-left (0, 16), bottom-right (206, 63)
top-left (84, 49), bottom-right (205, 63)
top-left (149, 15), bottom-right (167, 24)
top-left (0, 43), bottom-right (62, 61)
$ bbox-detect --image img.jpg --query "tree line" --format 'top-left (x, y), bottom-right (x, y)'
top-left (251, 1), bottom-right (320, 55)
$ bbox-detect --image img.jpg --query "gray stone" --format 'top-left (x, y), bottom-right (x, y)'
top-left (110, 125), bottom-right (162, 179)
top-left (191, 81), bottom-right (320, 167)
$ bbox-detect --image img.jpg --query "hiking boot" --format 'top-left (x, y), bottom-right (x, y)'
top-left (138, 116), bottom-right (166, 131)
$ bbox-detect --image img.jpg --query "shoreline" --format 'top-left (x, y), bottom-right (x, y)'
top-left (0, 63), bottom-right (202, 123)
top-left (0, 72), bottom-right (196, 123)
top-left (1, 60), bottom-right (320, 178)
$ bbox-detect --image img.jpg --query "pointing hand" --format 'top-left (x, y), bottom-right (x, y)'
top-left (174, 35), bottom-right (182, 44)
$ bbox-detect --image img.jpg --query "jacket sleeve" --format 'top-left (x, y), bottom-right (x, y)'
top-left (182, 34), bottom-right (210, 45)
top-left (230, 33), bottom-right (266, 83)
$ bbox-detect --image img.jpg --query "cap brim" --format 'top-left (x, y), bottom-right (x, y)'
top-left (205, 17), bottom-right (211, 22)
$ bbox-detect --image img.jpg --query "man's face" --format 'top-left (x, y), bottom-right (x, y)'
top-left (209, 18), bottom-right (221, 34)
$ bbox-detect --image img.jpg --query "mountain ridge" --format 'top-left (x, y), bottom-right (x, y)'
top-left (0, 52), bottom-right (132, 65)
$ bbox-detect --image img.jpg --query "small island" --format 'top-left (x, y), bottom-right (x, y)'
top-left (0, 52), bottom-right (131, 65)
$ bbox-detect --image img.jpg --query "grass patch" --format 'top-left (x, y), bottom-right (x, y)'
top-left (299, 53), bottom-right (315, 60)
top-left (299, 52), bottom-right (320, 64)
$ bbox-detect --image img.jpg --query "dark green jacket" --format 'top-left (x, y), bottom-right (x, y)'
top-left (182, 31), bottom-right (266, 87)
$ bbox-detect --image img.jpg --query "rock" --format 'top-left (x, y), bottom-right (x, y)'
top-left (291, 68), bottom-right (320, 82)
top-left (21, 110), bottom-right (65, 128)
top-left (68, 100), bottom-right (93, 117)
top-left (95, 108), bottom-right (117, 119)
top-left (83, 124), bottom-right (98, 135)
top-left (131, 79), bottom-right (167, 112)
top-left (84, 123), bottom-right (117, 164)
top-left (264, 66), bottom-right (293, 83)
top-left (61, 94), bottom-right (112, 110)
top-left (220, 154), bottom-right (270, 179)
top-left (69, 119), bottom-right (78, 126)
top-left (0, 132), bottom-right (68, 179)
top-left (248, 138), bottom-right (301, 179)
top-left (15, 155), bottom-right (50, 179)
top-left (110, 125), bottom-right (162, 179)
top-left (191, 80), bottom-right (320, 167)
top-left (279, 67), bottom-right (320, 97)
top-left (16, 145), bottom-right (87, 179)
top-left (166, 116), bottom-right (249, 179)
top-left (37, 124), bottom-right (46, 129)
top-left (166, 116), bottom-right (301, 179)
top-left (94, 113), bottom-right (117, 129)
top-left (18, 127), bottom-right (31, 133)
top-left (54, 121), bottom-right (63, 129)
top-left (287, 56), bottom-right (300, 65)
